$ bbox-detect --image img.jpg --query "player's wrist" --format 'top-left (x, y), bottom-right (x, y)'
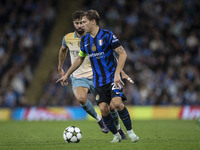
top-left (114, 70), bottom-right (121, 76)
top-left (58, 67), bottom-right (62, 72)
top-left (64, 72), bottom-right (70, 78)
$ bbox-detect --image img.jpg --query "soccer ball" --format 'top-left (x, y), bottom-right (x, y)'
top-left (63, 126), bottom-right (82, 143)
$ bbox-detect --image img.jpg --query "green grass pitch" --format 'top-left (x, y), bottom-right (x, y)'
top-left (0, 120), bottom-right (200, 150)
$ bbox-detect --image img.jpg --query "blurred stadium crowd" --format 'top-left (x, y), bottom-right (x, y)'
top-left (41, 0), bottom-right (200, 106)
top-left (1, 0), bottom-right (200, 107)
top-left (0, 0), bottom-right (56, 107)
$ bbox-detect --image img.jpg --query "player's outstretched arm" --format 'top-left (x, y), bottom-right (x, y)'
top-left (58, 45), bottom-right (68, 76)
top-left (114, 46), bottom-right (127, 89)
top-left (56, 56), bottom-right (85, 86)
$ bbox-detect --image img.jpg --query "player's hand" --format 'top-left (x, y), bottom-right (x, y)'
top-left (56, 74), bottom-right (69, 86)
top-left (121, 72), bottom-right (134, 84)
top-left (114, 74), bottom-right (124, 89)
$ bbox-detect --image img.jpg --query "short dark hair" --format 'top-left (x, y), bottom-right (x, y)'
top-left (84, 9), bottom-right (100, 25)
top-left (72, 10), bottom-right (84, 20)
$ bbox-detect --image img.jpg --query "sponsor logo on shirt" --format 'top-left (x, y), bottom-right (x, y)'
top-left (112, 35), bottom-right (119, 43)
top-left (88, 52), bottom-right (105, 59)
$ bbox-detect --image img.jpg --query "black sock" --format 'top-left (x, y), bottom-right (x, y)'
top-left (102, 113), bottom-right (118, 134)
top-left (118, 107), bottom-right (132, 130)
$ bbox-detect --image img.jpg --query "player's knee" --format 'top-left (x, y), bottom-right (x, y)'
top-left (98, 103), bottom-right (109, 116)
top-left (109, 104), bottom-right (115, 112)
top-left (114, 102), bottom-right (124, 111)
top-left (76, 95), bottom-right (87, 105)
top-left (111, 97), bottom-right (124, 111)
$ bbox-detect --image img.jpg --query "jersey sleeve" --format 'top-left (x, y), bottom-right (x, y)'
top-left (62, 36), bottom-right (67, 47)
top-left (108, 31), bottom-right (121, 49)
top-left (79, 38), bottom-right (88, 57)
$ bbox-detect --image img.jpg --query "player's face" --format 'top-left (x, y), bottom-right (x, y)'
top-left (73, 19), bottom-right (85, 35)
top-left (82, 16), bottom-right (92, 33)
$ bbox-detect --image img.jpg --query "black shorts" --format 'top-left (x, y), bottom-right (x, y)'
top-left (94, 82), bottom-right (127, 105)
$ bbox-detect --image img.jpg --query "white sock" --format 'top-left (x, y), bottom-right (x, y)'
top-left (96, 114), bottom-right (102, 122)
top-left (116, 124), bottom-right (120, 130)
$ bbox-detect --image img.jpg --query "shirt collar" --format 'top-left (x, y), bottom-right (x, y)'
top-left (74, 31), bottom-right (81, 39)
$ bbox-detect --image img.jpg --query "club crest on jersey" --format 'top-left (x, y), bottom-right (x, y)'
top-left (92, 44), bottom-right (96, 51)
top-left (98, 39), bottom-right (103, 46)
top-left (96, 94), bottom-right (100, 100)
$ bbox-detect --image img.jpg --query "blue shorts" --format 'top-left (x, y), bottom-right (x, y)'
top-left (70, 77), bottom-right (96, 95)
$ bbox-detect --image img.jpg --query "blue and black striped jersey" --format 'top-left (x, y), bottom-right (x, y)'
top-left (79, 28), bottom-right (121, 87)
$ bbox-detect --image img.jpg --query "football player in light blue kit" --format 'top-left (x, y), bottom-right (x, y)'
top-left (58, 11), bottom-right (130, 139)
